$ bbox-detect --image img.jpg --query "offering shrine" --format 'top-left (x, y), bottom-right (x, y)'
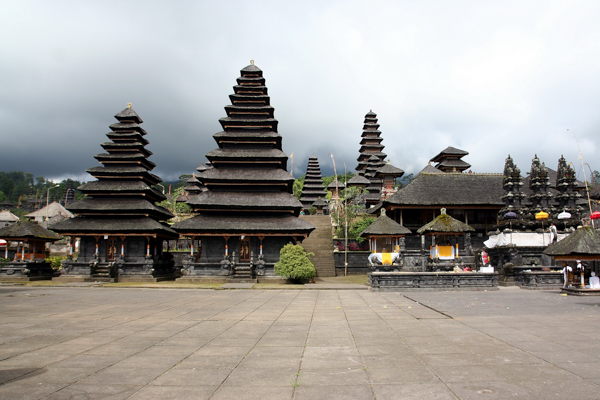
top-left (0, 221), bottom-right (60, 281)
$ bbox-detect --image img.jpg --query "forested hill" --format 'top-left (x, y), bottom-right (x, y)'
top-left (0, 171), bottom-right (83, 205)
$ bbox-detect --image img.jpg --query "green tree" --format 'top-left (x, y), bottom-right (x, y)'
top-left (592, 170), bottom-right (600, 187)
top-left (349, 216), bottom-right (376, 242)
top-left (157, 186), bottom-right (192, 220)
top-left (293, 174), bottom-right (305, 200)
top-left (179, 174), bottom-right (192, 186)
top-left (274, 244), bottom-right (316, 283)
top-left (396, 173), bottom-right (414, 189)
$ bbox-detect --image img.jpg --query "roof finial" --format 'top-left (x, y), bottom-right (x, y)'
top-left (127, 102), bottom-right (132, 108)
top-left (250, 60), bottom-right (254, 65)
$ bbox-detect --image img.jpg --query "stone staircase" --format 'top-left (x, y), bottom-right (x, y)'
top-left (299, 215), bottom-right (336, 277)
top-left (91, 264), bottom-right (114, 282)
top-left (230, 262), bottom-right (256, 283)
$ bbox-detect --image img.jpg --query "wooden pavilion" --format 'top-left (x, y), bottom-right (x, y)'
top-left (417, 208), bottom-right (475, 271)
top-left (360, 209), bottom-right (411, 270)
top-left (0, 221), bottom-right (60, 281)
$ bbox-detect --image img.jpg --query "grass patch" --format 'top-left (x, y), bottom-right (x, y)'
top-left (316, 275), bottom-right (368, 284)
top-left (25, 281), bottom-right (63, 286)
top-left (254, 282), bottom-right (304, 289)
top-left (102, 282), bottom-right (222, 289)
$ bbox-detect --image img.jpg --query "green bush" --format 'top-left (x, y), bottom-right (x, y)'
top-left (46, 256), bottom-right (66, 270)
top-left (274, 244), bottom-right (316, 283)
top-left (350, 216), bottom-right (376, 243)
top-left (0, 258), bottom-right (9, 267)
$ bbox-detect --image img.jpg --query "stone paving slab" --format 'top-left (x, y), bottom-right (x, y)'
top-left (1, 286), bottom-right (600, 399)
top-left (218, 283), bottom-right (256, 289)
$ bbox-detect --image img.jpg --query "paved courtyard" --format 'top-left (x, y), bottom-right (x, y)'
top-left (1, 286), bottom-right (600, 399)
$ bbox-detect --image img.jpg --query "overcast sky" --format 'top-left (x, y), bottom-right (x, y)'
top-left (1, 0), bottom-right (599, 184)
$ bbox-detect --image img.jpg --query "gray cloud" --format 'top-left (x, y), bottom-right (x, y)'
top-left (1, 0), bottom-right (599, 185)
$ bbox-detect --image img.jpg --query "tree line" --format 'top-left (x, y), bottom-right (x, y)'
top-left (0, 171), bottom-right (84, 206)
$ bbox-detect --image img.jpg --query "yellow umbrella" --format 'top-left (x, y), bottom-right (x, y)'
top-left (535, 211), bottom-right (550, 246)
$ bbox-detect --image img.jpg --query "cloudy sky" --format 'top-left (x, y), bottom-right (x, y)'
top-left (1, 0), bottom-right (599, 184)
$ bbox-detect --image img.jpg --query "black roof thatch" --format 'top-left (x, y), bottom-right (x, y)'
top-left (0, 221), bottom-right (60, 241)
top-left (312, 197), bottom-right (328, 207)
top-left (51, 217), bottom-right (178, 238)
top-left (544, 226), bottom-right (600, 259)
top-left (200, 168), bottom-right (294, 184)
top-left (376, 163), bottom-right (404, 177)
top-left (347, 174), bottom-right (371, 187)
top-left (385, 173), bottom-right (504, 206)
top-left (417, 212), bottom-right (475, 234)
top-left (187, 191), bottom-right (302, 211)
top-left (430, 146), bottom-right (469, 162)
top-left (360, 215), bottom-right (411, 237)
top-left (173, 214), bottom-right (315, 235)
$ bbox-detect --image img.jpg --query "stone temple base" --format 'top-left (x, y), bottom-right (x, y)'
top-left (0, 261), bottom-right (55, 282)
top-left (176, 276), bottom-right (228, 284)
top-left (369, 272), bottom-right (499, 292)
top-left (561, 288), bottom-right (600, 296)
top-left (53, 276), bottom-right (104, 283)
top-left (516, 270), bottom-right (563, 290)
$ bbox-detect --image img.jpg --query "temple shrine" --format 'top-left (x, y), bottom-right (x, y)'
top-left (51, 105), bottom-right (179, 282)
top-left (486, 154), bottom-right (589, 287)
top-left (299, 156), bottom-right (327, 211)
top-left (173, 63), bottom-right (315, 281)
top-left (0, 221), bottom-right (60, 281)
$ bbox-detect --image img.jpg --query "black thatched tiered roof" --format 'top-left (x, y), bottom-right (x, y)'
top-left (51, 105), bottom-right (177, 238)
top-left (299, 156), bottom-right (327, 209)
top-left (356, 111), bottom-right (387, 174)
top-left (174, 63), bottom-right (314, 236)
top-left (360, 215), bottom-right (411, 237)
top-left (430, 146), bottom-right (471, 172)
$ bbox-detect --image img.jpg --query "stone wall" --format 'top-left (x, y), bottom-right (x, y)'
top-left (369, 271), bottom-right (499, 291)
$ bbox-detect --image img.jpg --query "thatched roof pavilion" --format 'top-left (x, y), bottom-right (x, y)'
top-left (417, 208), bottom-right (475, 235)
top-left (544, 226), bottom-right (600, 261)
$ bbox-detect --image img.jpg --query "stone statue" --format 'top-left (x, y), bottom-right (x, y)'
top-left (220, 255), bottom-right (231, 276)
top-left (255, 254), bottom-right (266, 276)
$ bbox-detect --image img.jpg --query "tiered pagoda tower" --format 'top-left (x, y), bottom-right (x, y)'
top-left (299, 156), bottom-right (327, 210)
top-left (497, 155), bottom-right (528, 230)
top-left (51, 105), bottom-right (178, 282)
top-left (356, 111), bottom-right (387, 175)
top-left (173, 63), bottom-right (315, 280)
top-left (554, 155), bottom-right (583, 228)
top-left (354, 111), bottom-right (389, 206)
top-left (528, 155), bottom-right (554, 219)
top-left (430, 147), bottom-right (471, 172)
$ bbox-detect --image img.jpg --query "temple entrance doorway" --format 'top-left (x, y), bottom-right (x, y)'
top-left (106, 237), bottom-right (118, 261)
top-left (239, 239), bottom-right (250, 262)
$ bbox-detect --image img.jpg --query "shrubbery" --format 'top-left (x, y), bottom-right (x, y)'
top-left (274, 244), bottom-right (316, 283)
top-left (46, 256), bottom-right (66, 270)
